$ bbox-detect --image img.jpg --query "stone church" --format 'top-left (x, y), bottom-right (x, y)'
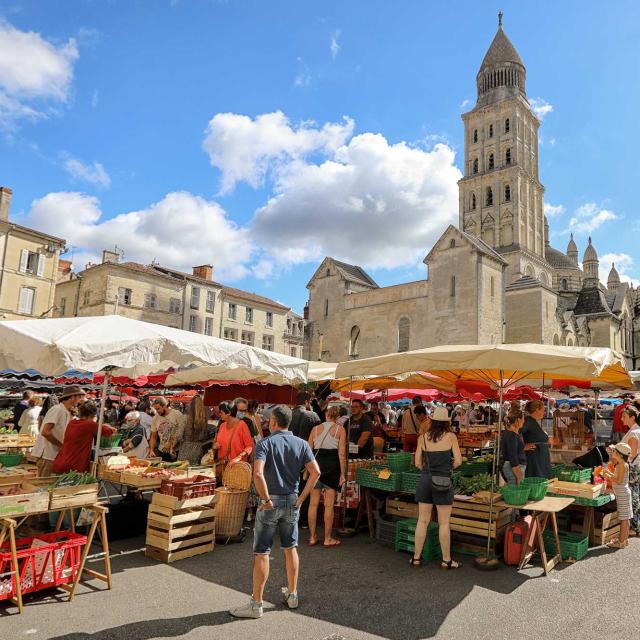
top-left (304, 16), bottom-right (640, 369)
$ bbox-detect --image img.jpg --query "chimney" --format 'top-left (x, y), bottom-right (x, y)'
top-left (102, 249), bottom-right (120, 264)
top-left (0, 187), bottom-right (12, 222)
top-left (193, 264), bottom-right (213, 281)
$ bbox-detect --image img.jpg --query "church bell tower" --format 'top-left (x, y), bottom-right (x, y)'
top-left (458, 13), bottom-right (546, 278)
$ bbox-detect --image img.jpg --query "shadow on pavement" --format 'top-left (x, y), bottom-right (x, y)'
top-left (68, 531), bottom-right (530, 640)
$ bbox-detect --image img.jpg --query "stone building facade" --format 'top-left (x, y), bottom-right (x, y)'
top-left (305, 15), bottom-right (640, 369)
top-left (55, 252), bottom-right (296, 356)
top-left (0, 187), bottom-right (66, 320)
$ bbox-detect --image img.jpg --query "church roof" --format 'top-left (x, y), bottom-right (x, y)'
top-left (545, 245), bottom-right (581, 271)
top-left (583, 236), bottom-right (598, 262)
top-left (459, 230), bottom-right (508, 265)
top-left (608, 262), bottom-right (621, 284)
top-left (332, 259), bottom-right (379, 288)
top-left (573, 285), bottom-right (613, 316)
top-left (479, 25), bottom-right (524, 72)
top-left (567, 233), bottom-right (578, 254)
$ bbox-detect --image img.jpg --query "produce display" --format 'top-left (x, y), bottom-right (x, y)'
top-left (50, 472), bottom-right (97, 488)
top-left (0, 428), bottom-right (18, 435)
top-left (455, 473), bottom-right (493, 496)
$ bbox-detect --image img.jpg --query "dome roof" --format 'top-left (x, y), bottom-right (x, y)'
top-left (545, 246), bottom-right (581, 271)
top-left (479, 25), bottom-right (524, 72)
top-left (583, 236), bottom-right (598, 262)
top-left (567, 233), bottom-right (578, 254)
top-left (608, 262), bottom-right (620, 284)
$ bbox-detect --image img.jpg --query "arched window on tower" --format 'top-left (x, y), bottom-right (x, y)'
top-left (561, 278), bottom-right (568, 291)
top-left (488, 153), bottom-right (494, 170)
top-left (504, 184), bottom-right (511, 202)
top-left (505, 118), bottom-right (510, 133)
top-left (473, 158), bottom-right (478, 174)
top-left (489, 124), bottom-right (494, 138)
top-left (449, 238), bottom-right (456, 249)
top-left (349, 325), bottom-right (360, 357)
top-left (398, 317), bottom-right (410, 352)
top-left (505, 148), bottom-right (512, 165)
top-left (473, 129), bottom-right (478, 143)
top-left (486, 187), bottom-right (493, 207)
top-left (471, 193), bottom-right (476, 210)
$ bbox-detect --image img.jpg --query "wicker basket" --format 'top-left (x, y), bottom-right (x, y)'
top-left (223, 462), bottom-right (252, 491)
top-left (216, 487), bottom-right (249, 538)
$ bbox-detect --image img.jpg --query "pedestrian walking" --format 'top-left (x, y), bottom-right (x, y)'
top-left (229, 405), bottom-right (320, 619)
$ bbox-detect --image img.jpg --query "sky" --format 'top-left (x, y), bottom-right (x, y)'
top-left (1, 0), bottom-right (639, 313)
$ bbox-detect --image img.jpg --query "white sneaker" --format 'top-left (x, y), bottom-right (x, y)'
top-left (281, 587), bottom-right (299, 609)
top-left (229, 598), bottom-right (263, 618)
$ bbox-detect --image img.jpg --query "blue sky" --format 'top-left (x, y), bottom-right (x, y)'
top-left (1, 0), bottom-right (639, 312)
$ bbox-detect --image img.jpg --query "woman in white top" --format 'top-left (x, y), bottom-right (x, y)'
top-left (621, 407), bottom-right (640, 535)
top-left (18, 396), bottom-right (42, 437)
top-left (307, 405), bottom-right (347, 548)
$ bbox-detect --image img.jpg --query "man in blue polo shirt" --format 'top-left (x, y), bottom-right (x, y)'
top-left (229, 405), bottom-right (320, 619)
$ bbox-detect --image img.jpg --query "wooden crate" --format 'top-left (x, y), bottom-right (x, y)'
top-left (451, 531), bottom-right (501, 557)
top-left (0, 483), bottom-right (49, 517)
top-left (0, 465), bottom-right (38, 485)
top-left (121, 469), bottom-right (186, 489)
top-left (591, 509), bottom-right (620, 546)
top-left (23, 479), bottom-right (99, 509)
top-left (450, 498), bottom-right (513, 539)
top-left (549, 480), bottom-right (602, 499)
top-left (145, 492), bottom-right (216, 563)
top-left (98, 466), bottom-right (123, 483)
top-left (386, 497), bottom-right (419, 519)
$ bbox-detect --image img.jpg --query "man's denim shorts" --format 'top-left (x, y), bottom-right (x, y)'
top-left (253, 494), bottom-right (299, 554)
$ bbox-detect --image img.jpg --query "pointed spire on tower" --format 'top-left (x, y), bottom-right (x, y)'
top-left (608, 261), bottom-right (621, 293)
top-left (498, 10), bottom-right (503, 28)
top-left (583, 236), bottom-right (600, 287)
top-left (567, 232), bottom-right (579, 265)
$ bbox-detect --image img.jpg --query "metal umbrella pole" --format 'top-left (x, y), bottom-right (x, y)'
top-left (338, 375), bottom-right (356, 536)
top-left (476, 369), bottom-right (504, 570)
top-left (93, 369), bottom-right (112, 466)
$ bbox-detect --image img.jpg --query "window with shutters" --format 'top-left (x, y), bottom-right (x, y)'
top-left (144, 293), bottom-right (157, 309)
top-left (59, 297), bottom-right (66, 315)
top-left (169, 298), bottom-right (181, 314)
top-left (82, 289), bottom-right (91, 305)
top-left (262, 334), bottom-right (274, 351)
top-left (241, 330), bottom-right (254, 346)
top-left (18, 287), bottom-right (35, 315)
top-left (190, 287), bottom-right (200, 310)
top-left (290, 346), bottom-right (297, 358)
top-left (189, 315), bottom-right (198, 332)
top-left (206, 290), bottom-right (215, 313)
top-left (245, 307), bottom-right (253, 323)
top-left (224, 327), bottom-right (237, 341)
top-left (204, 317), bottom-right (214, 336)
top-left (19, 250), bottom-right (44, 277)
top-left (118, 287), bottom-right (132, 305)
top-left (398, 317), bottom-right (410, 352)
top-left (266, 311), bottom-right (273, 327)
top-left (228, 303), bottom-right (237, 320)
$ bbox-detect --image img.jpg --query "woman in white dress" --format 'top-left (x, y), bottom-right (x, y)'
top-left (18, 396), bottom-right (42, 437)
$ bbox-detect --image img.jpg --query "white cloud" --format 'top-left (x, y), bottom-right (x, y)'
top-left (91, 90), bottom-right (99, 108)
top-left (24, 191), bottom-right (252, 281)
top-left (569, 202), bottom-right (617, 234)
top-left (62, 155), bottom-right (111, 189)
top-left (251, 132), bottom-right (462, 271)
top-left (202, 111), bottom-right (354, 193)
top-left (544, 202), bottom-right (565, 218)
top-left (330, 30), bottom-right (341, 59)
top-left (529, 97), bottom-right (553, 120)
top-left (0, 20), bottom-right (78, 127)
top-left (460, 99), bottom-right (471, 110)
top-left (599, 253), bottom-right (637, 286)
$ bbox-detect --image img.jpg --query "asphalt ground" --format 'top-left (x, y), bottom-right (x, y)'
top-left (2, 522), bottom-right (639, 640)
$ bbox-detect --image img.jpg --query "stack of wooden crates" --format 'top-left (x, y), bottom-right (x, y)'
top-left (145, 491), bottom-right (218, 563)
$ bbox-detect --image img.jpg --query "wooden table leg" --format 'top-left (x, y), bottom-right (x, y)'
top-left (581, 506), bottom-right (594, 540)
top-left (97, 507), bottom-right (112, 589)
top-left (7, 522), bottom-right (23, 614)
top-left (536, 513), bottom-right (550, 575)
top-left (518, 514), bottom-right (538, 570)
top-left (66, 509), bottom-right (101, 601)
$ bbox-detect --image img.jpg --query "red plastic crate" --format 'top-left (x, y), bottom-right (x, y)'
top-left (160, 475), bottom-right (216, 500)
top-left (0, 531), bottom-right (87, 601)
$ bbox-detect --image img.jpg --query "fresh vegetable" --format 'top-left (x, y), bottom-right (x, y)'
top-left (50, 471), bottom-right (97, 488)
top-left (0, 428), bottom-right (18, 435)
top-left (455, 473), bottom-right (493, 496)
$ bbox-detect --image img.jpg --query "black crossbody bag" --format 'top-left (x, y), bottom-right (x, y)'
top-left (422, 434), bottom-right (452, 492)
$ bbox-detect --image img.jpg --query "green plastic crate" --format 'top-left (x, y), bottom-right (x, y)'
top-left (356, 465), bottom-right (402, 491)
top-left (459, 459), bottom-right (493, 477)
top-left (0, 452), bottom-right (24, 467)
top-left (543, 531), bottom-right (588, 561)
top-left (100, 433), bottom-right (122, 449)
top-left (558, 467), bottom-right (592, 483)
top-left (395, 521), bottom-right (441, 560)
top-left (400, 472), bottom-right (421, 494)
top-left (547, 491), bottom-right (612, 507)
top-left (387, 452), bottom-right (412, 473)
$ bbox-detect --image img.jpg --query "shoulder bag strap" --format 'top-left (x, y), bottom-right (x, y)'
top-left (312, 424), bottom-right (333, 457)
top-left (409, 409), bottom-right (420, 434)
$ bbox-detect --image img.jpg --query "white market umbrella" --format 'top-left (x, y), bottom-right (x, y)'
top-left (0, 315), bottom-right (308, 384)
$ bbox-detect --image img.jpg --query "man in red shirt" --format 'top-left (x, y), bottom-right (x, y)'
top-left (612, 396), bottom-right (633, 443)
top-left (53, 401), bottom-right (116, 474)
